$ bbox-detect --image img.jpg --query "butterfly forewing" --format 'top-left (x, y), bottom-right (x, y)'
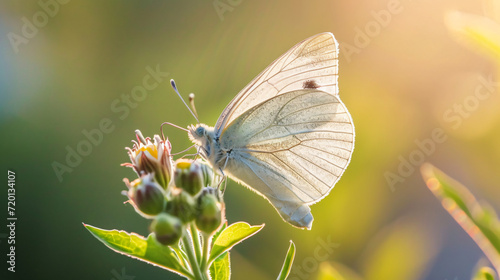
top-left (215, 33), bottom-right (339, 135)
top-left (197, 32), bottom-right (354, 229)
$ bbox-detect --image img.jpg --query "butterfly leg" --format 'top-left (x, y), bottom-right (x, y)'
top-left (216, 167), bottom-right (228, 193)
top-left (179, 146), bottom-right (201, 159)
top-left (215, 153), bottom-right (230, 192)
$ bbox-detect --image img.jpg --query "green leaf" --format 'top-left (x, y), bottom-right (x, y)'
top-left (210, 252), bottom-right (231, 280)
top-left (213, 221), bottom-right (228, 242)
top-left (84, 224), bottom-right (192, 278)
top-left (445, 10), bottom-right (500, 62)
top-left (420, 163), bottom-right (500, 276)
top-left (209, 222), bottom-right (264, 263)
top-left (473, 266), bottom-right (496, 280)
top-left (276, 241), bottom-right (295, 280)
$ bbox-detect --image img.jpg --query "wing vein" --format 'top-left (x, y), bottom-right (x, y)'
top-left (287, 149), bottom-right (335, 186)
top-left (270, 152), bottom-right (322, 197)
top-left (242, 154), bottom-right (313, 200)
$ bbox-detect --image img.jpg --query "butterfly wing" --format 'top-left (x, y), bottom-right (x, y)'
top-left (215, 32), bottom-right (339, 136)
top-left (219, 89), bottom-right (354, 229)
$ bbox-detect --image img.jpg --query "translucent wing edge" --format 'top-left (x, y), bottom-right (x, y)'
top-left (306, 95), bottom-right (355, 205)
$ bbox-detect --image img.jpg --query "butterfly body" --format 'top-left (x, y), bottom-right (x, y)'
top-left (186, 33), bottom-right (354, 229)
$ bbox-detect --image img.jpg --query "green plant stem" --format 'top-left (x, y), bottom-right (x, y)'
top-left (190, 223), bottom-right (202, 264)
top-left (173, 255), bottom-right (195, 279)
top-left (200, 233), bottom-right (212, 272)
top-left (203, 268), bottom-right (211, 280)
top-left (182, 228), bottom-right (206, 280)
top-left (165, 244), bottom-right (195, 279)
top-left (175, 263), bottom-right (196, 279)
top-left (171, 245), bottom-right (188, 268)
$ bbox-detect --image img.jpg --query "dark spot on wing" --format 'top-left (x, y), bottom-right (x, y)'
top-left (303, 80), bottom-right (320, 89)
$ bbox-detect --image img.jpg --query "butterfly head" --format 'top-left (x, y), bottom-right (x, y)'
top-left (188, 123), bottom-right (215, 147)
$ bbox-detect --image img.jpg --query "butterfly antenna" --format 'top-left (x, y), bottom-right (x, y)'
top-left (188, 93), bottom-right (200, 121)
top-left (170, 79), bottom-right (200, 124)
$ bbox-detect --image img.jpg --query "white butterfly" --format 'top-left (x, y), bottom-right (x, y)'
top-left (186, 32), bottom-right (354, 229)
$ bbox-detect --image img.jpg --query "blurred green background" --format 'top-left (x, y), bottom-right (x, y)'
top-left (1, 0), bottom-right (499, 279)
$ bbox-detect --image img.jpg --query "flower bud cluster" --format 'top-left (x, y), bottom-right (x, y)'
top-left (122, 130), bottom-right (224, 246)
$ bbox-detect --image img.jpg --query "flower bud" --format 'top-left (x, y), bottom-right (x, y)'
top-left (166, 189), bottom-right (196, 224)
top-left (196, 190), bottom-right (224, 234)
top-left (125, 174), bottom-right (166, 217)
top-left (200, 162), bottom-right (215, 187)
top-left (151, 213), bottom-right (183, 246)
top-left (123, 130), bottom-right (174, 190)
top-left (174, 160), bottom-right (204, 196)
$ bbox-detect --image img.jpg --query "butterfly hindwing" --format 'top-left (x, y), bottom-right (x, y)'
top-left (219, 89), bottom-right (354, 229)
